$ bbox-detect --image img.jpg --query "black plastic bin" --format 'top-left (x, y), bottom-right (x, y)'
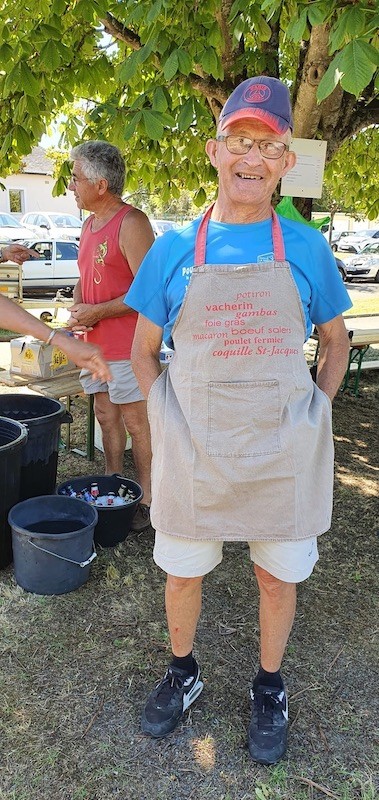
top-left (57, 474), bottom-right (143, 547)
top-left (0, 416), bottom-right (28, 569)
top-left (9, 495), bottom-right (98, 595)
top-left (0, 395), bottom-right (72, 500)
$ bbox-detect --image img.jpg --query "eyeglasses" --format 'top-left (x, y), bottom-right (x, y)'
top-left (70, 174), bottom-right (91, 185)
top-left (216, 135), bottom-right (289, 159)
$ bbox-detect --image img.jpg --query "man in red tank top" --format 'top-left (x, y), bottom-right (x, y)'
top-left (67, 141), bottom-right (155, 531)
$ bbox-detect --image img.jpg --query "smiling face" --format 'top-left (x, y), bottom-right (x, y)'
top-left (206, 119), bottom-right (296, 223)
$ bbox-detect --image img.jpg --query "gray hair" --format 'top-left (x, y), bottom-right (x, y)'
top-left (70, 141), bottom-right (125, 196)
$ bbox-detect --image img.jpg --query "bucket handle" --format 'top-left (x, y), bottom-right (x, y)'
top-left (27, 538), bottom-right (97, 568)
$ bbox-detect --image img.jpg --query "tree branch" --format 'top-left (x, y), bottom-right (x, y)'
top-left (100, 12), bottom-right (141, 50)
top-left (216, 0), bottom-right (245, 82)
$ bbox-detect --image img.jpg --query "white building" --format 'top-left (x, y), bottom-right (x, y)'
top-left (0, 147), bottom-right (79, 219)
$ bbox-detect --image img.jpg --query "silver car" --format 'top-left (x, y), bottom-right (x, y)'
top-left (21, 212), bottom-right (82, 241)
top-left (0, 212), bottom-right (35, 241)
top-left (345, 242), bottom-right (379, 283)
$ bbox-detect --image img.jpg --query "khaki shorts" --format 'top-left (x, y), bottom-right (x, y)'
top-left (153, 531), bottom-right (319, 583)
top-left (80, 360), bottom-right (144, 404)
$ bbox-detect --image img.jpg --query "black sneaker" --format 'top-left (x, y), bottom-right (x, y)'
top-left (130, 503), bottom-right (151, 532)
top-left (248, 683), bottom-right (288, 765)
top-left (141, 662), bottom-right (204, 738)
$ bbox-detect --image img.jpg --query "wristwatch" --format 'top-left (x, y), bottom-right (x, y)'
top-left (0, 245), bottom-right (4, 262)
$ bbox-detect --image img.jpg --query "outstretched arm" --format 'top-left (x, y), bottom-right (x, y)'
top-left (0, 295), bottom-right (111, 382)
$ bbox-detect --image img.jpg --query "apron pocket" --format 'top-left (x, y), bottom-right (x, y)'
top-left (206, 380), bottom-right (281, 457)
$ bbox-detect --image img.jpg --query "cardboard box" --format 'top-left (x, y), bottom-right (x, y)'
top-left (10, 336), bottom-right (76, 378)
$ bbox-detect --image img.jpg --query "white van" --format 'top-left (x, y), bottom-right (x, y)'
top-left (18, 237), bottom-right (79, 294)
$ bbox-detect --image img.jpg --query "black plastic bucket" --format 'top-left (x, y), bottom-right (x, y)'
top-left (56, 474), bottom-right (143, 547)
top-left (9, 495), bottom-right (98, 595)
top-left (0, 417), bottom-right (28, 569)
top-left (0, 395), bottom-right (72, 500)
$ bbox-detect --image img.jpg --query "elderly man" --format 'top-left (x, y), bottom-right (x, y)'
top-left (0, 243), bottom-right (110, 380)
top-left (126, 76), bottom-right (351, 763)
top-left (67, 141), bottom-right (155, 531)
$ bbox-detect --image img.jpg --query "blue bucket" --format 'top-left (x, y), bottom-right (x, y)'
top-left (9, 495), bottom-right (98, 595)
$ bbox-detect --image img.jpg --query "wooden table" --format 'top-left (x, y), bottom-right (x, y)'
top-left (311, 314), bottom-right (379, 396)
top-left (0, 367), bottom-right (95, 459)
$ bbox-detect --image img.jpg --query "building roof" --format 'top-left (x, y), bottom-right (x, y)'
top-left (21, 146), bottom-right (54, 176)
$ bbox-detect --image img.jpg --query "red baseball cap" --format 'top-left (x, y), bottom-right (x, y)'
top-left (219, 76), bottom-right (293, 134)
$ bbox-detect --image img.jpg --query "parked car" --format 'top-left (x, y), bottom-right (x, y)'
top-left (345, 241), bottom-right (379, 283)
top-left (0, 212), bottom-right (34, 241)
top-left (321, 225), bottom-right (341, 251)
top-left (335, 256), bottom-right (349, 282)
top-left (21, 212), bottom-right (82, 241)
top-left (337, 228), bottom-right (379, 254)
top-left (16, 237), bottom-right (79, 294)
top-left (150, 219), bottom-right (182, 237)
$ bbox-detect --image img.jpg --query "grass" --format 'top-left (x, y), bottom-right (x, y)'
top-left (0, 359), bottom-right (378, 800)
top-left (346, 293), bottom-right (379, 316)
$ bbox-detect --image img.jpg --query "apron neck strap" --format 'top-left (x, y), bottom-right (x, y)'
top-left (194, 203), bottom-right (285, 265)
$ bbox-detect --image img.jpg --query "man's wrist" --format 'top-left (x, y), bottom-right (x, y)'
top-left (0, 245), bottom-right (5, 263)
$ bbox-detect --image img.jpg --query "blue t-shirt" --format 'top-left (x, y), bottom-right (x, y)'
top-left (126, 214), bottom-right (352, 347)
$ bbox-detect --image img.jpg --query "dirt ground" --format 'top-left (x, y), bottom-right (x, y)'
top-left (0, 373), bottom-right (378, 800)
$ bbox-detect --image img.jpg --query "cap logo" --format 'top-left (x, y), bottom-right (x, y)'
top-left (243, 84), bottom-right (271, 104)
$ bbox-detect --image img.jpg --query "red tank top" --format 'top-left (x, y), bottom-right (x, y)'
top-left (78, 204), bottom-right (138, 360)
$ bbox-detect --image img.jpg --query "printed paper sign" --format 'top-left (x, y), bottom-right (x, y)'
top-left (280, 138), bottom-right (327, 199)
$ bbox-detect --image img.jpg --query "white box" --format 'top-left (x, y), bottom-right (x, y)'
top-left (10, 336), bottom-right (76, 378)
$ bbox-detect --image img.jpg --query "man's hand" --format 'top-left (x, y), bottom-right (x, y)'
top-left (67, 302), bottom-right (100, 329)
top-left (53, 332), bottom-right (111, 382)
top-left (1, 243), bottom-right (39, 264)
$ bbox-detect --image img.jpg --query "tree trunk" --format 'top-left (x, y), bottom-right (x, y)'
top-left (293, 197), bottom-right (313, 220)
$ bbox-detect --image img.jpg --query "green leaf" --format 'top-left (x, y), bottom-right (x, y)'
top-left (286, 8), bottom-right (308, 42)
top-left (194, 187), bottom-right (206, 207)
top-left (178, 98), bottom-right (194, 132)
top-left (339, 40), bottom-right (377, 96)
top-left (52, 176), bottom-right (67, 197)
top-left (0, 133), bottom-right (12, 159)
top-left (118, 53), bottom-right (140, 84)
top-left (3, 63), bottom-right (21, 97)
top-left (0, 43), bottom-right (13, 63)
top-left (40, 39), bottom-right (62, 72)
top-left (52, 0), bottom-right (67, 13)
top-left (207, 22), bottom-right (222, 48)
top-left (344, 7), bottom-right (366, 37)
top-left (157, 110), bottom-right (176, 128)
top-left (152, 86), bottom-right (168, 112)
top-left (317, 52), bottom-right (344, 102)
top-left (146, 0), bottom-right (162, 24)
top-left (256, 15), bottom-right (272, 42)
top-left (307, 5), bottom-right (328, 26)
top-left (229, 0), bottom-right (246, 21)
top-left (13, 125), bottom-right (30, 153)
top-left (19, 62), bottom-right (40, 96)
top-left (200, 47), bottom-right (219, 78)
top-left (177, 48), bottom-right (192, 76)
top-left (163, 50), bottom-right (179, 81)
top-left (142, 109), bottom-right (164, 139)
top-left (123, 111), bottom-right (142, 141)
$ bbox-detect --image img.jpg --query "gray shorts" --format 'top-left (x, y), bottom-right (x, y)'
top-left (80, 360), bottom-right (144, 404)
top-left (153, 531), bottom-right (319, 583)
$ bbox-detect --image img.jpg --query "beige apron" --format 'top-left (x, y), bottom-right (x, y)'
top-left (147, 207), bottom-right (334, 541)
